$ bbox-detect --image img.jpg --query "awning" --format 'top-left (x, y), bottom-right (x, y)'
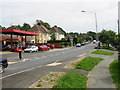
top-left (0, 29), bottom-right (39, 36)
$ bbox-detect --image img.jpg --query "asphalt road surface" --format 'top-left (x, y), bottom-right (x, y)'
top-left (1, 43), bottom-right (95, 88)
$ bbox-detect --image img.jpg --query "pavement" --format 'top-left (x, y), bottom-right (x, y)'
top-left (87, 50), bottom-right (118, 88)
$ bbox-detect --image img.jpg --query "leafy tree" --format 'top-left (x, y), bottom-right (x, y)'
top-left (35, 20), bottom-right (51, 29)
top-left (0, 25), bottom-right (6, 30)
top-left (99, 30), bottom-right (116, 48)
top-left (87, 31), bottom-right (96, 40)
top-left (21, 23), bottom-right (31, 31)
top-left (7, 25), bottom-right (22, 30)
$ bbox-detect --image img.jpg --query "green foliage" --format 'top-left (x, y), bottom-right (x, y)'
top-left (109, 59), bottom-right (120, 89)
top-left (21, 23), bottom-right (31, 31)
top-left (53, 71), bottom-right (88, 88)
top-left (98, 30), bottom-right (117, 48)
top-left (7, 25), bottom-right (22, 30)
top-left (91, 50), bottom-right (114, 55)
top-left (35, 20), bottom-right (51, 29)
top-left (73, 37), bottom-right (84, 45)
top-left (87, 31), bottom-right (96, 40)
top-left (75, 56), bottom-right (103, 71)
top-left (0, 25), bottom-right (6, 30)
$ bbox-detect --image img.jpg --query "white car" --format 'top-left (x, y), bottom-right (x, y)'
top-left (75, 43), bottom-right (81, 47)
top-left (24, 46), bottom-right (38, 52)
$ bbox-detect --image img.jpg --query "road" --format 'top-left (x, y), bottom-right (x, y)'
top-left (1, 43), bottom-right (95, 88)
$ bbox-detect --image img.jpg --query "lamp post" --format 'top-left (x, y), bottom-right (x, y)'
top-left (81, 11), bottom-right (99, 48)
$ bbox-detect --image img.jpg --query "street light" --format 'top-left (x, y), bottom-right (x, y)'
top-left (81, 10), bottom-right (99, 49)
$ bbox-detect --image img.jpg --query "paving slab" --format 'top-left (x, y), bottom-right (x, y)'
top-left (87, 51), bottom-right (118, 88)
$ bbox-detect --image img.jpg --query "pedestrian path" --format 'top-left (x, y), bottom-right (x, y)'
top-left (87, 51), bottom-right (118, 88)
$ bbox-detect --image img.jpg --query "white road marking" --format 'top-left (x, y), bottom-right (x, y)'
top-left (0, 65), bottom-right (43, 80)
top-left (77, 53), bottom-right (87, 57)
top-left (46, 62), bottom-right (62, 66)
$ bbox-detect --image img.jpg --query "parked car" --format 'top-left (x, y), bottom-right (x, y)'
top-left (0, 58), bottom-right (8, 73)
top-left (1, 45), bottom-right (9, 51)
top-left (46, 44), bottom-right (55, 49)
top-left (81, 42), bottom-right (85, 46)
top-left (75, 43), bottom-right (81, 47)
top-left (38, 45), bottom-right (50, 51)
top-left (24, 46), bottom-right (38, 52)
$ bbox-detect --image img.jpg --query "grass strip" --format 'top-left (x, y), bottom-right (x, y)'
top-left (75, 56), bottom-right (103, 71)
top-left (109, 59), bottom-right (120, 89)
top-left (91, 50), bottom-right (114, 55)
top-left (53, 71), bottom-right (88, 88)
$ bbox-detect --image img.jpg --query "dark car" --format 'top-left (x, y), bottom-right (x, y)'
top-left (0, 45), bottom-right (9, 51)
top-left (94, 46), bottom-right (101, 49)
top-left (0, 58), bottom-right (8, 73)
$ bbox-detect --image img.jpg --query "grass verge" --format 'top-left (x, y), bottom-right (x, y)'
top-left (75, 56), bottom-right (103, 71)
top-left (91, 50), bottom-right (114, 55)
top-left (109, 59), bottom-right (120, 89)
top-left (53, 71), bottom-right (88, 88)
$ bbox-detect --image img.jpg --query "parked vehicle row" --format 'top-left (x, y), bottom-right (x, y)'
top-left (75, 41), bottom-right (90, 47)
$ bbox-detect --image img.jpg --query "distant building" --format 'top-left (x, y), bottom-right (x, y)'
top-left (27, 24), bottom-right (51, 43)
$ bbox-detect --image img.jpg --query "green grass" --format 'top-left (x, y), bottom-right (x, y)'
top-left (53, 71), bottom-right (88, 88)
top-left (75, 56), bottom-right (103, 71)
top-left (109, 59), bottom-right (120, 89)
top-left (102, 45), bottom-right (114, 51)
top-left (91, 50), bottom-right (114, 55)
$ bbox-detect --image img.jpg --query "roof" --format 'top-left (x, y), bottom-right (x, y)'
top-left (0, 29), bottom-right (39, 36)
top-left (65, 34), bottom-right (73, 39)
top-left (50, 26), bottom-right (65, 34)
top-left (28, 25), bottom-right (51, 34)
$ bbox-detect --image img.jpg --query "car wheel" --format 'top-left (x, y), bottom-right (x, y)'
top-left (0, 65), bottom-right (4, 73)
top-left (30, 50), bottom-right (32, 53)
top-left (36, 50), bottom-right (38, 52)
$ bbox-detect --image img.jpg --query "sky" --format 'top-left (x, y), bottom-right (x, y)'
top-left (0, 0), bottom-right (119, 33)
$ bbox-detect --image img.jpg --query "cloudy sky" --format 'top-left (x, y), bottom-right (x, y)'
top-left (0, 0), bottom-right (119, 33)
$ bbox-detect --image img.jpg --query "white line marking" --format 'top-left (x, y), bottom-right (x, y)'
top-left (0, 65), bottom-right (43, 80)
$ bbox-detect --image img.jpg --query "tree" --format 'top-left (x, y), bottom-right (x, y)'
top-left (35, 20), bottom-right (51, 29)
top-left (21, 23), bottom-right (31, 31)
top-left (99, 30), bottom-right (116, 48)
top-left (87, 31), bottom-right (96, 40)
top-left (7, 25), bottom-right (22, 30)
top-left (0, 25), bottom-right (6, 30)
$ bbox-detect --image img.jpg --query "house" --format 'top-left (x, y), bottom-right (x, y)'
top-left (27, 24), bottom-right (51, 43)
top-left (50, 25), bottom-right (65, 40)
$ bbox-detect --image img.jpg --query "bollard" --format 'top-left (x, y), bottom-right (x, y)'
top-left (19, 51), bottom-right (22, 59)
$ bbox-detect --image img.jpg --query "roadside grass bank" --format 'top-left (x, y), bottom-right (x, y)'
top-left (75, 56), bottom-right (103, 71)
top-left (53, 71), bottom-right (88, 88)
top-left (109, 59), bottom-right (120, 89)
top-left (91, 50), bottom-right (114, 55)
top-left (102, 45), bottom-right (114, 51)
top-left (29, 72), bottom-right (65, 88)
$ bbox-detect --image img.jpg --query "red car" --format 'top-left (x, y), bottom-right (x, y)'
top-left (46, 44), bottom-right (55, 49)
top-left (38, 45), bottom-right (50, 51)
top-left (10, 46), bottom-right (23, 52)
